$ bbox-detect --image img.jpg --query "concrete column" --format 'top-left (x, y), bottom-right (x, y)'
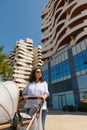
top-left (68, 47), bottom-right (80, 108)
top-left (48, 60), bottom-right (53, 108)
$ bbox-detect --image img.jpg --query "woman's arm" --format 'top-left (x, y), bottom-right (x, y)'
top-left (37, 93), bottom-right (49, 100)
top-left (43, 81), bottom-right (49, 100)
top-left (38, 81), bottom-right (49, 100)
top-left (23, 95), bottom-right (29, 100)
top-left (42, 93), bottom-right (49, 100)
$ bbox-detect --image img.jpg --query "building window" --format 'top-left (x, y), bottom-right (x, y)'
top-left (51, 59), bottom-right (70, 83)
top-left (74, 49), bottom-right (87, 73)
top-left (43, 69), bottom-right (48, 83)
top-left (77, 75), bottom-right (87, 89)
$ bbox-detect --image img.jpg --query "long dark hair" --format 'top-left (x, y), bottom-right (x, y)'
top-left (29, 68), bottom-right (44, 83)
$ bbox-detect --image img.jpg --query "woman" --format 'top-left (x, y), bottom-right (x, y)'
top-left (22, 68), bottom-right (49, 130)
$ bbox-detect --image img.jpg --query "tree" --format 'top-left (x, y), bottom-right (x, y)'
top-left (0, 46), bottom-right (7, 64)
top-left (0, 46), bottom-right (13, 81)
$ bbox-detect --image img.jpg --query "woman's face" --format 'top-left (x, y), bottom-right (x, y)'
top-left (35, 69), bottom-right (42, 80)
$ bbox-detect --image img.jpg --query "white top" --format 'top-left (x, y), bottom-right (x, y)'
top-left (23, 81), bottom-right (49, 110)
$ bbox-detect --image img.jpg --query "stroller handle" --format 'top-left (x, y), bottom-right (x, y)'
top-left (28, 96), bottom-right (43, 100)
top-left (20, 96), bottom-right (43, 102)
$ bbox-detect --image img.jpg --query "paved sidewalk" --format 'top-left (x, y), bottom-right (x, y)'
top-left (45, 110), bottom-right (87, 130)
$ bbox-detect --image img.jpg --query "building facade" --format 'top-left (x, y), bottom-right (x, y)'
top-left (42, 38), bottom-right (87, 109)
top-left (33, 45), bottom-right (43, 69)
top-left (9, 38), bottom-right (33, 88)
top-left (41, 0), bottom-right (87, 109)
top-left (9, 38), bottom-right (43, 89)
top-left (41, 0), bottom-right (87, 62)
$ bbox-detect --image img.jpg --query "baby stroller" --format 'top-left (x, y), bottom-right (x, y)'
top-left (0, 81), bottom-right (44, 130)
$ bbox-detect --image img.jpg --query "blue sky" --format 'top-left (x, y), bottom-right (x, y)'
top-left (0, 0), bottom-right (47, 54)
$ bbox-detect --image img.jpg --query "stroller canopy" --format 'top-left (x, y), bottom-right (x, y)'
top-left (0, 81), bottom-right (19, 124)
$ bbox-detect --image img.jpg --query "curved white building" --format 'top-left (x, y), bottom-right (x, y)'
top-left (33, 45), bottom-right (43, 69)
top-left (9, 38), bottom-right (33, 88)
top-left (41, 0), bottom-right (87, 62)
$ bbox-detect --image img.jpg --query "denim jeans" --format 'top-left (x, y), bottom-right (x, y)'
top-left (42, 109), bottom-right (47, 130)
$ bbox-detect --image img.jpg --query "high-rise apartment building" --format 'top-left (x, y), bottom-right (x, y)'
top-left (41, 0), bottom-right (87, 109)
top-left (33, 45), bottom-right (43, 69)
top-left (9, 38), bottom-right (43, 89)
top-left (9, 38), bottom-right (33, 88)
top-left (41, 0), bottom-right (87, 62)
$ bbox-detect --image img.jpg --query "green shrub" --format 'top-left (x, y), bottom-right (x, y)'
top-left (78, 102), bottom-right (87, 112)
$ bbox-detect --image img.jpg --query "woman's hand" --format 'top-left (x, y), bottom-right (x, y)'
top-left (42, 93), bottom-right (49, 100)
top-left (23, 95), bottom-right (29, 100)
top-left (37, 94), bottom-right (48, 100)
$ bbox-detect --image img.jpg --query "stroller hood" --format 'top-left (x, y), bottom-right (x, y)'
top-left (0, 81), bottom-right (19, 124)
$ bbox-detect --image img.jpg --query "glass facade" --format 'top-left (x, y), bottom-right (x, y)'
top-left (72, 39), bottom-right (87, 76)
top-left (43, 69), bottom-right (48, 83)
top-left (77, 75), bottom-right (87, 89)
top-left (52, 95), bottom-right (58, 109)
top-left (41, 62), bottom-right (48, 83)
top-left (42, 38), bottom-right (87, 110)
top-left (51, 59), bottom-right (70, 83)
top-left (74, 49), bottom-right (87, 73)
top-left (66, 93), bottom-right (75, 106)
top-left (80, 92), bottom-right (87, 100)
top-left (53, 92), bottom-right (75, 110)
top-left (51, 46), bottom-right (71, 83)
top-left (77, 75), bottom-right (87, 100)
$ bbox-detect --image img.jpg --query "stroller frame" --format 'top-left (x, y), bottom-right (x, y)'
top-left (0, 97), bottom-right (44, 130)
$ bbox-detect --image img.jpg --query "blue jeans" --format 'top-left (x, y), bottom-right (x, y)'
top-left (42, 110), bottom-right (47, 130)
